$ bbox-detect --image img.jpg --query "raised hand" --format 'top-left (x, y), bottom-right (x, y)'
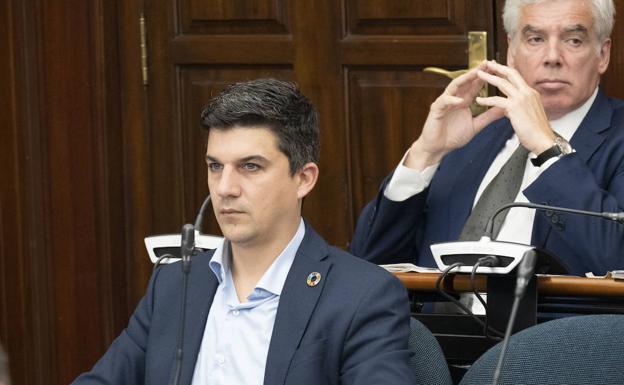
top-left (406, 62), bottom-right (505, 170)
top-left (475, 60), bottom-right (556, 154)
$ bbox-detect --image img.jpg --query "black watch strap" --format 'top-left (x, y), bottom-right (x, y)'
top-left (531, 145), bottom-right (562, 167)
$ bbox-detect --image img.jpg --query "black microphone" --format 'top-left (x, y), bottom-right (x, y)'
top-left (170, 195), bottom-right (211, 385)
top-left (180, 223), bottom-right (194, 274)
top-left (485, 202), bottom-right (623, 384)
top-left (485, 202), bottom-right (624, 237)
top-left (171, 223), bottom-right (194, 385)
top-left (492, 249), bottom-right (538, 385)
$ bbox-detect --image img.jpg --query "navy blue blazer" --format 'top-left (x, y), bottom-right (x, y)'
top-left (351, 90), bottom-right (624, 275)
top-left (73, 223), bottom-right (414, 385)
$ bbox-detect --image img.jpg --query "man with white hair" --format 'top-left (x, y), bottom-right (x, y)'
top-left (352, 0), bottom-right (624, 276)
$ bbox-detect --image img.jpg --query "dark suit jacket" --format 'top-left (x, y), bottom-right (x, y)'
top-left (73, 222), bottom-right (414, 385)
top-left (351, 89), bottom-right (624, 275)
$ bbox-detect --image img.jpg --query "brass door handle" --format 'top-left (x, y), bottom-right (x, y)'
top-left (424, 31), bottom-right (488, 114)
top-left (422, 67), bottom-right (467, 79)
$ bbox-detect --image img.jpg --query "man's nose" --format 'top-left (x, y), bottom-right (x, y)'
top-left (215, 167), bottom-right (241, 198)
top-left (543, 39), bottom-right (563, 67)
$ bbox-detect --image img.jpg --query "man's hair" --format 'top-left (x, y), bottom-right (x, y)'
top-left (200, 78), bottom-right (320, 175)
top-left (503, 0), bottom-right (615, 43)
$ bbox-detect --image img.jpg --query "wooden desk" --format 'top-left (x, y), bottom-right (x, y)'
top-left (396, 272), bottom-right (624, 371)
top-left (394, 272), bottom-right (624, 297)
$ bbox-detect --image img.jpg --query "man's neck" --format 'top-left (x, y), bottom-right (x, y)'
top-left (230, 218), bottom-right (302, 302)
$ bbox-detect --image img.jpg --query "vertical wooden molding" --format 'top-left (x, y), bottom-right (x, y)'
top-left (119, 0), bottom-right (154, 304)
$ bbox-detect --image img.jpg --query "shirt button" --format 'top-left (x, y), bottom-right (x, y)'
top-left (232, 309), bottom-right (240, 316)
top-left (216, 354), bottom-right (225, 366)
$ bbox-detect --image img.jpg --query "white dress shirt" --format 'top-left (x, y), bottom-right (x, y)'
top-left (190, 219), bottom-right (305, 385)
top-left (385, 87), bottom-right (598, 243)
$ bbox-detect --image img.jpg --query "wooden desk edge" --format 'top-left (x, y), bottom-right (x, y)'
top-left (394, 272), bottom-right (624, 297)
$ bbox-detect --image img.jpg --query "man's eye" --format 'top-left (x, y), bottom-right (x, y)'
top-left (527, 36), bottom-right (543, 44)
top-left (242, 163), bottom-right (260, 171)
top-left (208, 163), bottom-right (223, 171)
top-left (567, 38), bottom-right (583, 46)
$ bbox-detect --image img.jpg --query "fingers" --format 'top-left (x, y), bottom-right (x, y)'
top-left (473, 106), bottom-right (505, 131)
top-left (476, 71), bottom-right (514, 97)
top-left (478, 60), bottom-right (531, 95)
top-left (445, 62), bottom-right (487, 96)
top-left (437, 94), bottom-right (465, 106)
top-left (476, 95), bottom-right (507, 108)
top-left (430, 94), bottom-right (468, 116)
top-left (483, 60), bottom-right (527, 89)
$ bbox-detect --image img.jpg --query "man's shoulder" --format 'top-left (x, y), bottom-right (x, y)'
top-left (324, 244), bottom-right (401, 285)
top-left (608, 96), bottom-right (624, 123)
top-left (606, 94), bottom-right (624, 109)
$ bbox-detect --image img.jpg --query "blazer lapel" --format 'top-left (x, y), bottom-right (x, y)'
top-left (569, 89), bottom-right (610, 163)
top-left (179, 253), bottom-right (219, 385)
top-left (447, 121), bottom-right (514, 238)
top-left (530, 89), bottom-right (611, 248)
top-left (263, 223), bottom-right (331, 385)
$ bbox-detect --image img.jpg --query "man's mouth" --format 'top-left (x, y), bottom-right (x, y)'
top-left (535, 79), bottom-right (570, 90)
top-left (220, 208), bottom-right (244, 215)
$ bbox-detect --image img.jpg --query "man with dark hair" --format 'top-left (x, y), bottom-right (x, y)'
top-left (73, 78), bottom-right (414, 385)
top-left (352, 0), bottom-right (624, 276)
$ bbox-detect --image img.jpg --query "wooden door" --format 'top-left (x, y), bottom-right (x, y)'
top-left (145, 0), bottom-right (496, 250)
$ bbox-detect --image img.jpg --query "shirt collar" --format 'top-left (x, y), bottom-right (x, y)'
top-left (549, 87), bottom-right (598, 142)
top-left (208, 239), bottom-right (229, 284)
top-left (208, 218), bottom-right (305, 297)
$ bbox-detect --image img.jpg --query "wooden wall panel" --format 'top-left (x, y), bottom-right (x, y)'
top-left (0, 0), bottom-right (141, 383)
top-left (0, 2), bottom-right (31, 382)
top-left (181, 0), bottom-right (290, 34)
top-left (347, 69), bottom-right (450, 214)
top-left (1, 1), bottom-right (55, 383)
top-left (347, 0), bottom-right (468, 34)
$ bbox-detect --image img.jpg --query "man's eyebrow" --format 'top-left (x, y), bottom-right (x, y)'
top-left (563, 24), bottom-right (589, 34)
top-left (204, 154), bottom-right (270, 163)
top-left (521, 24), bottom-right (590, 36)
top-left (521, 25), bottom-right (543, 35)
top-left (239, 155), bottom-right (270, 164)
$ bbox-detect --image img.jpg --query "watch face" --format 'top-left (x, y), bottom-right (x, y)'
top-left (554, 136), bottom-right (572, 154)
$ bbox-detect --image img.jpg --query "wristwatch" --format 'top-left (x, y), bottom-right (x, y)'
top-left (530, 136), bottom-right (573, 167)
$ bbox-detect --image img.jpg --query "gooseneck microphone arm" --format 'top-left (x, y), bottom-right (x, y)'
top-left (492, 249), bottom-right (538, 385)
top-left (485, 202), bottom-right (624, 237)
top-left (170, 195), bottom-right (211, 385)
top-left (194, 195), bottom-right (211, 233)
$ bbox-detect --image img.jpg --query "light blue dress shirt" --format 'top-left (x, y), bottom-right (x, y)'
top-left (190, 219), bottom-right (305, 385)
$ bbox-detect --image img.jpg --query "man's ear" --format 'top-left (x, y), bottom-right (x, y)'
top-left (296, 162), bottom-right (319, 199)
top-left (506, 35), bottom-right (515, 68)
top-left (597, 38), bottom-right (611, 75)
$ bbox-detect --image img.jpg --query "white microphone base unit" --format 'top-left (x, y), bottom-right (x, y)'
top-left (144, 232), bottom-right (224, 264)
top-left (430, 237), bottom-right (568, 275)
top-left (431, 238), bottom-right (535, 274)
